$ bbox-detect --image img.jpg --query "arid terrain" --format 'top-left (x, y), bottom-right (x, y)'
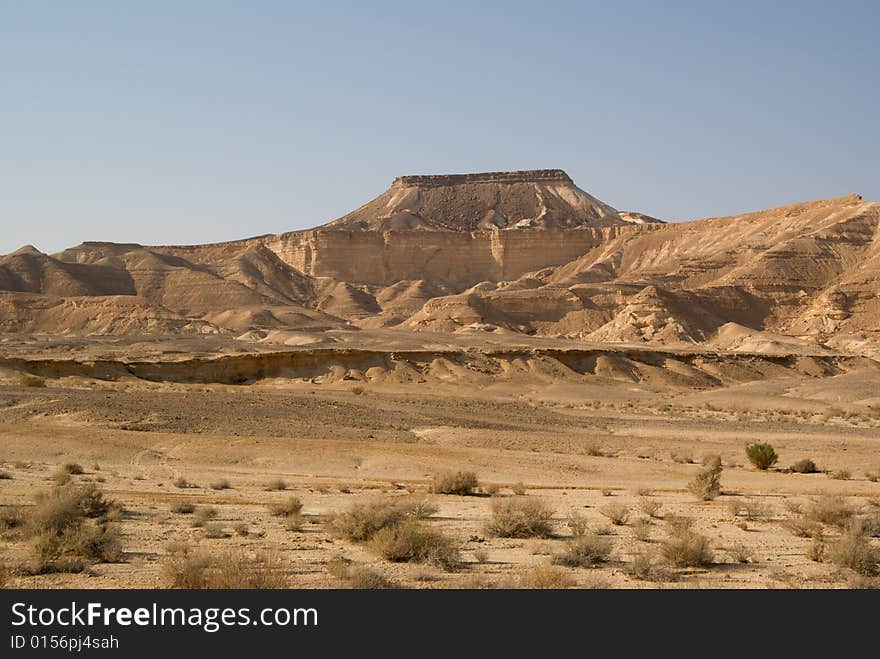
top-left (1, 170), bottom-right (879, 589)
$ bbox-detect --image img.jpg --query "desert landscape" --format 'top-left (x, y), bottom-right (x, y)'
top-left (1, 170), bottom-right (879, 589)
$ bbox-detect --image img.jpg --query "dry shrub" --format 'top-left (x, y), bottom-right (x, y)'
top-left (661, 524), bottom-right (713, 568)
top-left (688, 455), bottom-right (722, 500)
top-left (807, 532), bottom-right (826, 562)
top-left (745, 443), bottom-right (778, 470)
top-left (324, 497), bottom-right (436, 542)
top-left (486, 497), bottom-right (554, 538)
top-left (431, 470), bottom-right (479, 496)
top-left (62, 463), bottom-right (84, 475)
top-left (565, 510), bottom-right (590, 538)
top-left (203, 523), bottom-right (229, 539)
top-left (664, 514), bottom-right (695, 536)
top-left (511, 482), bottom-right (526, 496)
top-left (368, 519), bottom-right (460, 570)
top-left (599, 503), bottom-right (630, 526)
top-left (483, 484), bottom-right (499, 496)
top-left (639, 497), bottom-right (663, 518)
top-left (265, 479), bottom-right (287, 491)
top-left (173, 477), bottom-right (192, 489)
top-left (626, 550), bottom-right (678, 582)
top-left (209, 479), bottom-right (231, 490)
top-left (551, 534), bottom-right (612, 567)
top-left (805, 495), bottom-right (853, 528)
top-left (268, 496), bottom-right (303, 517)
top-left (23, 484), bottom-right (121, 572)
top-left (163, 547), bottom-right (288, 589)
top-left (741, 500), bottom-right (772, 522)
top-left (19, 374), bottom-right (46, 387)
top-left (191, 506), bottom-right (218, 528)
top-left (284, 514), bottom-right (304, 532)
top-left (234, 523), bottom-right (249, 537)
top-left (1, 506), bottom-right (24, 532)
top-left (170, 501), bottom-right (195, 514)
top-left (866, 471), bottom-right (880, 483)
top-left (518, 565), bottom-right (576, 589)
top-left (0, 561), bottom-right (9, 588)
top-left (827, 532), bottom-right (879, 576)
top-left (790, 459), bottom-right (819, 474)
top-left (0, 470), bottom-right (11, 480)
top-left (727, 542), bottom-right (753, 563)
top-left (830, 469), bottom-right (851, 481)
top-left (782, 518), bottom-right (822, 538)
top-left (344, 566), bottom-right (397, 589)
top-left (473, 548), bottom-right (489, 563)
top-left (631, 518), bottom-right (652, 542)
top-left (850, 511), bottom-right (880, 538)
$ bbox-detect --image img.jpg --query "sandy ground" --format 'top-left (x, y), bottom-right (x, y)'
top-left (1, 357), bottom-right (879, 589)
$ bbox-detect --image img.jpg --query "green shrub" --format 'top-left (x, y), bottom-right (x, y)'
top-left (745, 443), bottom-right (778, 470)
top-left (486, 497), bottom-right (554, 538)
top-left (431, 470), bottom-right (479, 496)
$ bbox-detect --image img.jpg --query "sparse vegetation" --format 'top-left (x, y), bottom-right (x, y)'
top-left (598, 503), bottom-right (630, 526)
top-left (626, 550), bottom-right (677, 582)
top-left (486, 497), bottom-right (554, 538)
top-left (19, 374), bottom-right (46, 388)
top-left (324, 497), bottom-right (437, 542)
top-left (551, 534), bottom-right (612, 567)
top-left (804, 495), bottom-right (853, 528)
top-left (661, 529), bottom-right (714, 567)
top-left (191, 506), bottom-right (219, 528)
top-left (327, 556), bottom-right (397, 589)
top-left (209, 479), bottom-right (231, 490)
top-left (265, 479), bottom-right (287, 491)
top-left (688, 455), bottom-right (722, 500)
top-left (830, 469), bottom-right (851, 481)
top-left (565, 510), bottom-right (589, 538)
top-left (827, 532), bottom-right (880, 576)
top-left (790, 459), bottom-right (819, 474)
top-left (638, 497), bottom-right (663, 518)
top-left (21, 483), bottom-right (122, 573)
top-left (368, 519), bottom-right (460, 569)
top-left (170, 501), bottom-right (195, 514)
top-left (631, 518), bottom-right (652, 542)
top-left (746, 443), bottom-right (778, 470)
top-left (268, 496), bottom-right (303, 517)
top-left (431, 470), bottom-right (479, 496)
top-left (518, 565), bottom-right (576, 589)
top-left (163, 546), bottom-right (287, 588)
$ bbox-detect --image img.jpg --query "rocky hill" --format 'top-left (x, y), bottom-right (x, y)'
top-left (1, 170), bottom-right (877, 357)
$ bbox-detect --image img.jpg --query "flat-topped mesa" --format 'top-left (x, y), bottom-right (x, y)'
top-left (392, 169), bottom-right (573, 188)
top-left (322, 168), bottom-right (662, 232)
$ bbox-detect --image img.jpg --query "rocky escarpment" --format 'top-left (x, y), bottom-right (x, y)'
top-left (322, 168), bottom-right (661, 232)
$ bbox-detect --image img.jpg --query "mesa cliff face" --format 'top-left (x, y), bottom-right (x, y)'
top-left (1, 170), bottom-right (878, 357)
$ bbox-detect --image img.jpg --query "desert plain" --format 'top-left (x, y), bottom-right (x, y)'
top-left (1, 170), bottom-right (879, 588)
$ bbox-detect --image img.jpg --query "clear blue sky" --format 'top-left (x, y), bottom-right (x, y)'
top-left (1, 1), bottom-right (878, 254)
